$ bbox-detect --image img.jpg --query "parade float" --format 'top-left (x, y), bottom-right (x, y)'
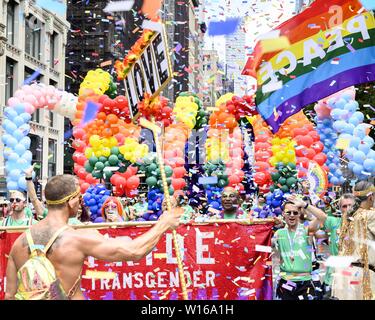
top-left (1, 0), bottom-right (375, 300)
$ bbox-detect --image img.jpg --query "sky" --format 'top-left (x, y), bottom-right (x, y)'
top-left (203, 0), bottom-right (298, 62)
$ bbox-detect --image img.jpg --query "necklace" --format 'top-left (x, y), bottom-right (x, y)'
top-left (286, 224), bottom-right (300, 262)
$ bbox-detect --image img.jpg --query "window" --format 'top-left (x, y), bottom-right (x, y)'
top-left (25, 15), bottom-right (41, 59)
top-left (48, 139), bottom-right (57, 177)
top-left (25, 67), bottom-right (42, 122)
top-left (29, 134), bottom-right (43, 180)
top-left (50, 32), bottom-right (58, 68)
top-left (5, 58), bottom-right (16, 102)
top-left (7, 1), bottom-right (16, 45)
top-left (49, 111), bottom-right (54, 127)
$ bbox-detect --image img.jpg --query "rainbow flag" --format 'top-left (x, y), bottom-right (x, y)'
top-left (242, 0), bottom-right (375, 133)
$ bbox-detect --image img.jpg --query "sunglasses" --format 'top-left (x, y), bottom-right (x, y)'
top-left (10, 198), bottom-right (23, 203)
top-left (285, 211), bottom-right (300, 216)
top-left (341, 204), bottom-right (352, 209)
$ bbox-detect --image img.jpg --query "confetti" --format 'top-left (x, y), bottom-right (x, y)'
top-left (104, 0), bottom-right (135, 13)
top-left (208, 18), bottom-right (241, 36)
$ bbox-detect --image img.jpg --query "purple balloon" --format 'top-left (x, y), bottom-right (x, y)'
top-left (94, 217), bottom-right (105, 223)
top-left (149, 214), bottom-right (159, 221)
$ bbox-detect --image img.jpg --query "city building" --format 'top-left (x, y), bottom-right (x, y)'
top-left (0, 0), bottom-right (70, 198)
top-left (201, 49), bottom-right (225, 108)
top-left (161, 0), bottom-right (205, 101)
top-left (295, 0), bottom-right (315, 13)
top-left (225, 26), bottom-right (247, 97)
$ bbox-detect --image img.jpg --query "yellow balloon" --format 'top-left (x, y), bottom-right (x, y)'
top-left (102, 147), bottom-right (111, 157)
top-left (89, 135), bottom-right (101, 148)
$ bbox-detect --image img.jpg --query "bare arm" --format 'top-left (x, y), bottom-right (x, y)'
top-left (78, 208), bottom-right (182, 262)
top-left (5, 255), bottom-right (18, 300)
top-left (286, 195), bottom-right (327, 233)
top-left (24, 167), bottom-right (45, 218)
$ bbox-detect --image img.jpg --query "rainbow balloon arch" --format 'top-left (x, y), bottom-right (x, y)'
top-left (2, 64), bottom-right (375, 222)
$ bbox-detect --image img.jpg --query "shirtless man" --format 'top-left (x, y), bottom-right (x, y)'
top-left (5, 175), bottom-right (182, 300)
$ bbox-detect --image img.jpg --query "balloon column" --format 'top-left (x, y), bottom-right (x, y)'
top-left (314, 95), bottom-right (344, 185)
top-left (2, 105), bottom-right (32, 191)
top-left (327, 88), bottom-right (375, 179)
top-left (251, 115), bottom-right (273, 192)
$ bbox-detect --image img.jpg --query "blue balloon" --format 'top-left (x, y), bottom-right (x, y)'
top-left (353, 150), bottom-right (366, 164)
top-left (343, 123), bottom-right (355, 134)
top-left (13, 116), bottom-right (25, 127)
top-left (353, 164), bottom-right (364, 176)
top-left (20, 113), bottom-right (31, 123)
top-left (368, 149), bottom-right (375, 160)
top-left (5, 122), bottom-right (17, 134)
top-left (358, 143), bottom-right (371, 155)
top-left (22, 151), bottom-right (33, 162)
top-left (334, 98), bottom-right (346, 109)
top-left (331, 109), bottom-right (343, 120)
top-left (14, 144), bottom-right (27, 156)
top-left (210, 201), bottom-right (220, 209)
top-left (142, 213), bottom-right (151, 220)
top-left (13, 130), bottom-right (25, 142)
top-left (330, 177), bottom-right (339, 185)
top-left (363, 136), bottom-right (374, 148)
top-left (4, 107), bottom-right (18, 120)
top-left (349, 136), bottom-right (361, 148)
top-left (328, 163), bottom-right (337, 171)
top-left (348, 161), bottom-right (355, 171)
top-left (7, 181), bottom-right (18, 191)
top-left (14, 104), bottom-right (26, 114)
top-left (353, 111), bottom-right (364, 123)
top-left (363, 159), bottom-right (375, 173)
top-left (9, 169), bottom-right (21, 180)
top-left (353, 126), bottom-right (366, 139)
top-left (149, 214), bottom-right (159, 221)
top-left (9, 153), bottom-right (20, 162)
top-left (348, 116), bottom-right (360, 127)
top-left (18, 176), bottom-right (27, 191)
top-left (333, 120), bottom-right (346, 132)
top-left (94, 217), bottom-right (105, 223)
top-left (339, 177), bottom-right (346, 185)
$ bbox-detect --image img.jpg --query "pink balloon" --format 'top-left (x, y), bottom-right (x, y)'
top-left (38, 96), bottom-right (47, 107)
top-left (7, 97), bottom-right (20, 107)
top-left (14, 90), bottom-right (24, 99)
top-left (24, 102), bottom-right (35, 114)
top-left (24, 94), bottom-right (37, 105)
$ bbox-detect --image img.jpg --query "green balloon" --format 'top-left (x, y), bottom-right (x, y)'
top-left (84, 162), bottom-right (94, 173)
top-left (108, 155), bottom-right (119, 166)
top-left (278, 177), bottom-right (287, 185)
top-left (148, 163), bottom-right (157, 173)
top-left (287, 163), bottom-right (296, 170)
top-left (166, 178), bottom-right (172, 185)
top-left (118, 154), bottom-right (124, 161)
top-left (111, 147), bottom-right (120, 155)
top-left (271, 172), bottom-right (281, 182)
top-left (269, 185), bottom-right (276, 193)
top-left (286, 177), bottom-right (297, 187)
top-left (95, 162), bottom-right (104, 171)
top-left (104, 161), bottom-right (110, 167)
top-left (168, 186), bottom-right (174, 196)
top-left (146, 176), bottom-right (158, 187)
top-left (118, 166), bottom-right (126, 173)
top-left (99, 156), bottom-right (107, 163)
top-left (217, 179), bottom-right (227, 188)
top-left (164, 166), bottom-right (173, 178)
top-left (92, 170), bottom-right (103, 179)
top-left (103, 168), bottom-right (113, 180)
top-left (281, 185), bottom-right (290, 193)
top-left (89, 156), bottom-right (98, 167)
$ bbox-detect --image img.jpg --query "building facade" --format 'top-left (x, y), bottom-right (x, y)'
top-left (225, 27), bottom-right (247, 97)
top-left (0, 0), bottom-right (70, 197)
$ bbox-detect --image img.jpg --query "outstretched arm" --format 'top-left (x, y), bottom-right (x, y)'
top-left (78, 208), bottom-right (183, 262)
top-left (5, 255), bottom-right (18, 300)
top-left (24, 167), bottom-right (45, 219)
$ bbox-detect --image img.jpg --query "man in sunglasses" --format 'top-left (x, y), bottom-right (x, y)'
top-left (2, 191), bottom-right (37, 227)
top-left (6, 174), bottom-right (183, 300)
top-left (318, 193), bottom-right (355, 299)
top-left (274, 194), bottom-right (326, 300)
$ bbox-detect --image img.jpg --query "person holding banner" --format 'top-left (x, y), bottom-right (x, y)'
top-left (220, 187), bottom-right (248, 219)
top-left (5, 174), bottom-right (183, 300)
top-left (274, 194), bottom-right (326, 300)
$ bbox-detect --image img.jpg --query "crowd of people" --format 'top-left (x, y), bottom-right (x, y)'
top-left (1, 166), bottom-right (374, 300)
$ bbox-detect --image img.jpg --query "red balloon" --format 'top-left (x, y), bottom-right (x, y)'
top-left (255, 151), bottom-right (272, 161)
top-left (235, 183), bottom-right (245, 192)
top-left (308, 131), bottom-right (321, 142)
top-left (172, 178), bottom-right (186, 190)
top-left (293, 128), bottom-right (308, 137)
top-left (228, 175), bottom-right (241, 186)
top-left (254, 161), bottom-right (270, 172)
top-left (314, 153), bottom-right (327, 166)
top-left (255, 134), bottom-right (270, 143)
top-left (311, 141), bottom-right (324, 153)
top-left (254, 172), bottom-right (266, 185)
top-left (295, 146), bottom-right (307, 158)
top-left (77, 167), bottom-right (87, 179)
top-left (255, 142), bottom-right (271, 152)
top-left (299, 135), bottom-right (314, 147)
top-left (73, 128), bottom-right (86, 140)
top-left (80, 183), bottom-right (90, 194)
top-left (126, 176), bottom-right (140, 190)
top-left (116, 176), bottom-right (127, 188)
top-left (86, 174), bottom-right (97, 184)
top-left (304, 148), bottom-right (316, 160)
top-left (296, 157), bottom-right (310, 170)
top-left (173, 167), bottom-right (186, 179)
